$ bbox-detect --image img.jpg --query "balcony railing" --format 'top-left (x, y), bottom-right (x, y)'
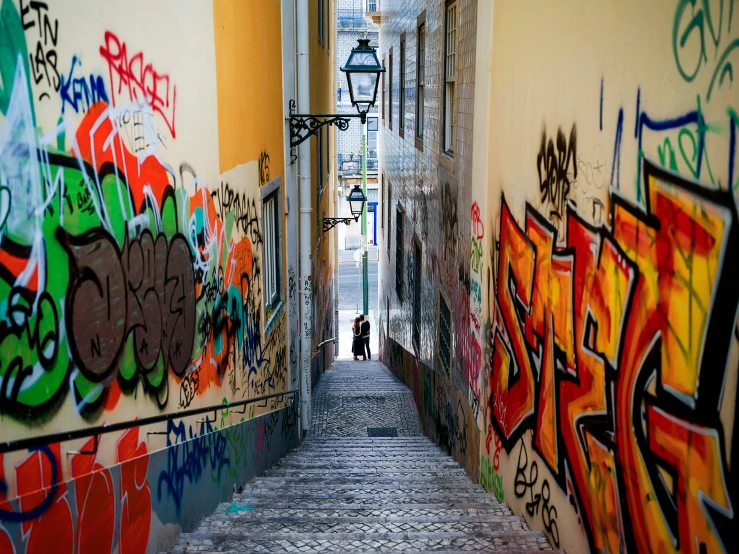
top-left (338, 8), bottom-right (378, 30)
top-left (367, 1), bottom-right (378, 11)
top-left (338, 153), bottom-right (379, 175)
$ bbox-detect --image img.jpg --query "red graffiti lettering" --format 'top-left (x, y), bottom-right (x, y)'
top-left (117, 427), bottom-right (151, 554)
top-left (99, 31), bottom-right (177, 138)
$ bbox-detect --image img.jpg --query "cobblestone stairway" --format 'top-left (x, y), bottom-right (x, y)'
top-left (167, 360), bottom-right (557, 553)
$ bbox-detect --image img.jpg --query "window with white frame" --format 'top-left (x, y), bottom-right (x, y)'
top-left (443, 1), bottom-right (457, 154)
top-left (262, 184), bottom-right (283, 321)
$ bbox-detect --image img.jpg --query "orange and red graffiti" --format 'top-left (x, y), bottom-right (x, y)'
top-left (0, 431), bottom-right (151, 554)
top-left (488, 159), bottom-right (737, 553)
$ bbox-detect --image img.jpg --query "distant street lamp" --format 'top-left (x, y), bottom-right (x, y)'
top-left (347, 185), bottom-right (367, 219)
top-left (322, 185), bottom-right (367, 234)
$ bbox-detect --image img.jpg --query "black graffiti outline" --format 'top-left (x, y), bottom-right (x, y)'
top-left (487, 158), bottom-right (739, 553)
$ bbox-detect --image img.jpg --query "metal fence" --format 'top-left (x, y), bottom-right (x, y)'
top-left (337, 8), bottom-right (376, 30)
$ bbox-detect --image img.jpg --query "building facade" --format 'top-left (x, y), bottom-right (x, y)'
top-left (377, 1), bottom-right (739, 553)
top-left (0, 0), bottom-right (334, 552)
top-left (377, 0), bottom-right (481, 481)
top-left (335, 0), bottom-right (380, 250)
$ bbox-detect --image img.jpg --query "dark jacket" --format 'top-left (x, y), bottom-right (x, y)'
top-left (360, 320), bottom-right (370, 338)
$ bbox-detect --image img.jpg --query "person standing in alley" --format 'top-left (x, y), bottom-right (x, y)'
top-left (359, 314), bottom-right (371, 360)
top-left (352, 317), bottom-right (362, 360)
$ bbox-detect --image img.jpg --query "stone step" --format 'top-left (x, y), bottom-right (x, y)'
top-left (295, 437), bottom-right (440, 446)
top-left (225, 498), bottom-right (500, 509)
top-left (249, 476), bottom-right (476, 487)
top-left (192, 518), bottom-right (528, 536)
top-left (168, 531), bottom-right (555, 552)
top-left (293, 446), bottom-right (440, 452)
top-left (211, 506), bottom-right (516, 520)
top-left (245, 482), bottom-right (485, 493)
top-left (165, 359), bottom-right (556, 554)
top-left (297, 439), bottom-right (434, 443)
top-left (264, 468), bottom-right (468, 477)
top-left (280, 458), bottom-right (459, 471)
top-left (234, 491), bottom-right (493, 503)
top-left (284, 452), bottom-right (449, 459)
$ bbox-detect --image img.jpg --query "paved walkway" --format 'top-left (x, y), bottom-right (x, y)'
top-left (167, 361), bottom-right (557, 553)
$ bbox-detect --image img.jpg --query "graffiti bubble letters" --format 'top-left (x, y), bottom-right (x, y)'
top-left (537, 124), bottom-right (577, 218)
top-left (20, 0), bottom-right (60, 101)
top-left (60, 56), bottom-right (109, 114)
top-left (99, 31), bottom-right (177, 138)
top-left (61, 228), bottom-right (196, 382)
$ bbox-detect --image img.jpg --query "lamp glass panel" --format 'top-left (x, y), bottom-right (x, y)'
top-left (350, 72), bottom-right (379, 103)
top-left (346, 51), bottom-right (378, 68)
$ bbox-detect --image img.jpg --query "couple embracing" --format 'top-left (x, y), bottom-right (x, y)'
top-left (352, 315), bottom-right (371, 361)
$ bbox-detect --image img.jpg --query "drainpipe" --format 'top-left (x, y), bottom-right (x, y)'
top-left (296, 0), bottom-right (312, 431)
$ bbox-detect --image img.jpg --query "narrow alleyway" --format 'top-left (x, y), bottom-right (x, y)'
top-left (167, 361), bottom-right (556, 552)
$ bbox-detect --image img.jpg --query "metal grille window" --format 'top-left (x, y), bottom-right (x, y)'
top-left (395, 207), bottom-right (403, 300)
top-left (399, 35), bottom-right (406, 132)
top-left (412, 240), bottom-right (421, 351)
top-left (443, 1), bottom-right (457, 154)
top-left (416, 22), bottom-right (425, 144)
top-left (439, 294), bottom-right (451, 374)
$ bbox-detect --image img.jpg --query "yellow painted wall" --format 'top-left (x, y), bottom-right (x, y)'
top-left (0, 0), bottom-right (292, 552)
top-left (214, 0), bottom-right (285, 177)
top-left (309, 0), bottom-right (337, 348)
top-left (478, 2), bottom-right (739, 553)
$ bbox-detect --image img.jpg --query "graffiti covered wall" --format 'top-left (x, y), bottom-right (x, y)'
top-left (377, 0), bottom-right (481, 479)
top-left (478, 2), bottom-right (739, 553)
top-left (0, 0), bottom-right (292, 552)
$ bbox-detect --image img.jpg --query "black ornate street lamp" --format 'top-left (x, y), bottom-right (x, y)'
top-left (289, 39), bottom-right (384, 148)
top-left (322, 185), bottom-right (367, 234)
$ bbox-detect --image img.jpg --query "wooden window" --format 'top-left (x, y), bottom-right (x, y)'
top-left (416, 16), bottom-right (426, 149)
top-left (381, 56), bottom-right (386, 123)
top-left (388, 47), bottom-right (393, 131)
top-left (399, 34), bottom-right (406, 135)
top-left (381, 172), bottom-right (385, 231)
top-left (387, 181), bottom-right (392, 255)
top-left (395, 207), bottom-right (404, 300)
top-left (412, 239), bottom-right (422, 351)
